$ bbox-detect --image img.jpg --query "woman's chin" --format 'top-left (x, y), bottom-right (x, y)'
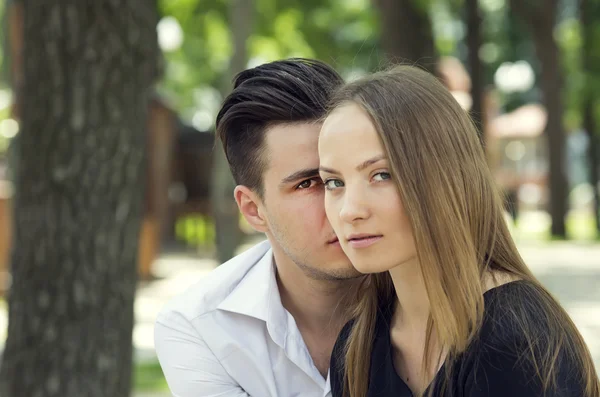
top-left (351, 261), bottom-right (391, 275)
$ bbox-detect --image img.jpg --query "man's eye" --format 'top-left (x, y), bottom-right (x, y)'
top-left (297, 179), bottom-right (320, 189)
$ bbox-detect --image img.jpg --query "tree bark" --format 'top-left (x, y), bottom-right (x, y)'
top-left (581, 0), bottom-right (600, 235)
top-left (535, 28), bottom-right (568, 238)
top-left (374, 0), bottom-right (437, 74)
top-left (466, 0), bottom-right (484, 145)
top-left (211, 0), bottom-right (254, 263)
top-left (510, 0), bottom-right (568, 238)
top-left (0, 1), bottom-right (159, 396)
top-left (5, 0), bottom-right (24, 119)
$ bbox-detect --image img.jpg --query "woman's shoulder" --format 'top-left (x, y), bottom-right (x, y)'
top-left (459, 280), bottom-right (587, 396)
top-left (480, 279), bottom-right (554, 342)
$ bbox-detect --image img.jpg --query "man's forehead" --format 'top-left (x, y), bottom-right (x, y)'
top-left (263, 122), bottom-right (321, 178)
top-left (265, 121), bottom-right (321, 138)
top-left (264, 122), bottom-right (321, 153)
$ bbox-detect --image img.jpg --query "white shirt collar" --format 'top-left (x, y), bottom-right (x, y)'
top-left (216, 244), bottom-right (287, 346)
top-left (216, 243), bottom-right (330, 393)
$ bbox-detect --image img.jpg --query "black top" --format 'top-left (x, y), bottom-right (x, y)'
top-left (330, 281), bottom-right (585, 396)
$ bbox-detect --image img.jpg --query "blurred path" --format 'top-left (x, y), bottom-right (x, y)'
top-left (519, 242), bottom-right (600, 368)
top-left (132, 241), bottom-right (600, 370)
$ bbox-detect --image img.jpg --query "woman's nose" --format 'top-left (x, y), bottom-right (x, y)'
top-left (339, 187), bottom-right (370, 224)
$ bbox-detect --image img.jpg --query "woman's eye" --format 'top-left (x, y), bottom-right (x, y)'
top-left (373, 172), bottom-right (391, 182)
top-left (297, 178), bottom-right (320, 189)
top-left (324, 179), bottom-right (344, 190)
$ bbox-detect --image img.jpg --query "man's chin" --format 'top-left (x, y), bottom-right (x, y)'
top-left (323, 265), bottom-right (363, 281)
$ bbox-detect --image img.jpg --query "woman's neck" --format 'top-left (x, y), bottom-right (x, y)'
top-left (388, 258), bottom-right (430, 329)
top-left (388, 258), bottom-right (444, 395)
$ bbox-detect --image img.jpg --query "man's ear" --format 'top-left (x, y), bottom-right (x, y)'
top-left (234, 185), bottom-right (268, 233)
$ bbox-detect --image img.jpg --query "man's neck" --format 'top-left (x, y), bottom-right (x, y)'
top-left (274, 252), bottom-right (353, 334)
top-left (273, 250), bottom-right (357, 378)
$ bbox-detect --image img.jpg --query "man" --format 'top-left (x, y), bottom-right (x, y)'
top-left (154, 58), bottom-right (361, 397)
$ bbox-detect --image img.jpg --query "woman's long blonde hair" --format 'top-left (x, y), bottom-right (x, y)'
top-left (331, 66), bottom-right (600, 397)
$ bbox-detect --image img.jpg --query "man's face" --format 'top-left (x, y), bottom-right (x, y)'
top-left (259, 122), bottom-right (359, 280)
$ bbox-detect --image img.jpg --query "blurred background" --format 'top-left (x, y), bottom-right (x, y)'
top-left (0, 0), bottom-right (598, 396)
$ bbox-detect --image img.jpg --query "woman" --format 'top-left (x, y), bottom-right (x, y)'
top-left (318, 66), bottom-right (600, 397)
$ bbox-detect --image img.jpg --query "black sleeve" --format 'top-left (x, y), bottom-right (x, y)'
top-left (330, 320), bottom-right (354, 397)
top-left (464, 343), bottom-right (585, 397)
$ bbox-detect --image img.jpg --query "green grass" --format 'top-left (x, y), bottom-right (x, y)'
top-left (509, 210), bottom-right (598, 242)
top-left (175, 213), bottom-right (256, 248)
top-left (565, 211), bottom-right (599, 240)
top-left (133, 361), bottom-right (169, 392)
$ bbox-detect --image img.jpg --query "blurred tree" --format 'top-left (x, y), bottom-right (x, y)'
top-left (581, 0), bottom-right (600, 234)
top-left (4, 0), bottom-right (22, 120)
top-left (555, 8), bottom-right (584, 132)
top-left (0, 0), bottom-right (6, 86)
top-left (373, 0), bottom-right (437, 73)
top-left (0, 0), bottom-right (15, 156)
top-left (0, 2), bottom-right (160, 397)
top-left (478, 0), bottom-right (537, 113)
top-left (465, 0), bottom-right (484, 142)
top-left (210, 0), bottom-right (254, 263)
top-left (509, 0), bottom-right (568, 238)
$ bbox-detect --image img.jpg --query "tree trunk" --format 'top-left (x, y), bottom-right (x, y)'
top-left (374, 0), bottom-right (437, 74)
top-left (535, 31), bottom-right (568, 238)
top-left (211, 0), bottom-right (254, 263)
top-left (5, 0), bottom-right (24, 120)
top-left (583, 98), bottom-right (600, 234)
top-left (466, 0), bottom-right (484, 144)
top-left (581, 0), bottom-right (600, 235)
top-left (0, 1), bottom-right (159, 396)
top-left (510, 0), bottom-right (568, 238)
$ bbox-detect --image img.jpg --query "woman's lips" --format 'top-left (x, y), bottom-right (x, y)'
top-left (347, 235), bottom-right (383, 249)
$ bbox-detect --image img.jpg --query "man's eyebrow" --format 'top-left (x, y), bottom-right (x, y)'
top-left (280, 168), bottom-right (320, 186)
top-left (319, 155), bottom-right (386, 175)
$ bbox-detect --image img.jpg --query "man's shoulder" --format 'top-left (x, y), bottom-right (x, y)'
top-left (156, 239), bottom-right (272, 325)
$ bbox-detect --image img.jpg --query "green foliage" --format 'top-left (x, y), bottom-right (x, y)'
top-left (157, 0), bottom-right (380, 127)
top-left (430, 0), bottom-right (462, 56)
top-left (0, 0), bottom-right (14, 158)
top-left (0, 104), bottom-right (10, 155)
top-left (175, 215), bottom-right (216, 248)
top-left (557, 17), bottom-right (584, 130)
top-left (156, 0), bottom-right (593, 137)
top-left (581, 0), bottom-right (600, 134)
top-left (0, 0), bottom-right (5, 86)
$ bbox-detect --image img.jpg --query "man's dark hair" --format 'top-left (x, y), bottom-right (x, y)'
top-left (215, 58), bottom-right (344, 198)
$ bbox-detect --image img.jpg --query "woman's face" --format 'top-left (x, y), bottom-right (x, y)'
top-left (318, 103), bottom-right (417, 274)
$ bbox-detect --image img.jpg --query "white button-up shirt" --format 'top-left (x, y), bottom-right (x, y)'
top-left (154, 240), bottom-right (332, 397)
